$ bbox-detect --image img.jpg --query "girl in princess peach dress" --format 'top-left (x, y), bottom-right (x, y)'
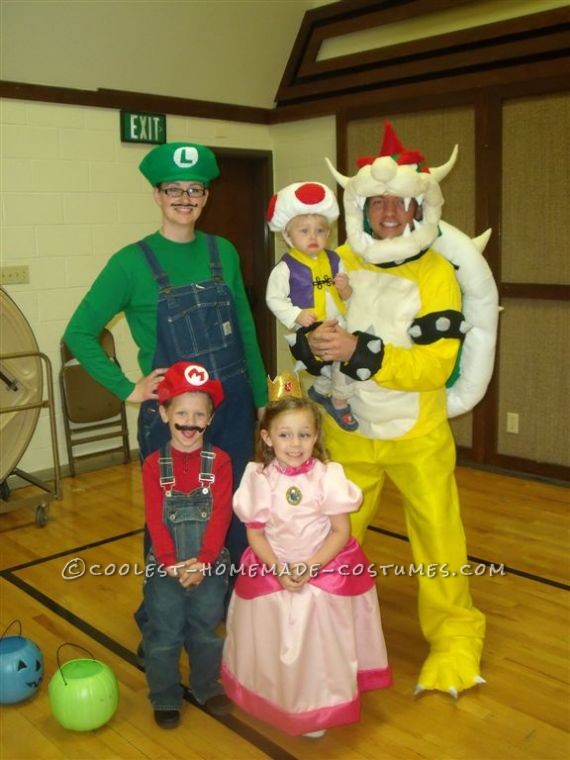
top-left (222, 381), bottom-right (391, 738)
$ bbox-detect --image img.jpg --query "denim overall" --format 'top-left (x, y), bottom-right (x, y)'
top-left (136, 235), bottom-right (256, 565)
top-left (142, 442), bottom-right (229, 710)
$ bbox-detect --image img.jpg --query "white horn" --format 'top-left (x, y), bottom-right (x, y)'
top-left (472, 228), bottom-right (492, 254)
top-left (325, 157), bottom-right (350, 189)
top-left (429, 145), bottom-right (459, 184)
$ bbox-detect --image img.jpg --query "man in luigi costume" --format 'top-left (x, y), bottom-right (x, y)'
top-left (65, 142), bottom-right (268, 628)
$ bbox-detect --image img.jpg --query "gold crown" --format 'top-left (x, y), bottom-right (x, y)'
top-left (267, 372), bottom-right (303, 402)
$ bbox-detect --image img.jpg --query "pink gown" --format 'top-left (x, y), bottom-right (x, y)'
top-left (221, 458), bottom-right (391, 736)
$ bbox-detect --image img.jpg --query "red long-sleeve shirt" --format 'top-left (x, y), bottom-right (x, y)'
top-left (143, 445), bottom-right (233, 567)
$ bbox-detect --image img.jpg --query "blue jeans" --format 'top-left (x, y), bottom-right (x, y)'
top-left (142, 566), bottom-right (228, 710)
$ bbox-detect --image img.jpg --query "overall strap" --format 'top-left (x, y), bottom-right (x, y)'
top-left (159, 442), bottom-right (216, 496)
top-left (137, 240), bottom-right (172, 291)
top-left (158, 443), bottom-right (175, 497)
top-left (199, 441), bottom-right (216, 493)
top-left (206, 234), bottom-right (224, 282)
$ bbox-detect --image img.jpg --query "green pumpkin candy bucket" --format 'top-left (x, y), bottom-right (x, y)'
top-left (48, 644), bottom-right (119, 731)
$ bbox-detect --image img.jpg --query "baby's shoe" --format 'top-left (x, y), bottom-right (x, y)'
top-left (308, 386), bottom-right (358, 432)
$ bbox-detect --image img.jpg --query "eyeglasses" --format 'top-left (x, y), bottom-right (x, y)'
top-left (160, 186), bottom-right (206, 198)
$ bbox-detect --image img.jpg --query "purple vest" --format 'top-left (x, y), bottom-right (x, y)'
top-left (281, 249), bottom-right (341, 309)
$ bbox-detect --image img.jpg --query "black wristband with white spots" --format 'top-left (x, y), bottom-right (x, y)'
top-left (289, 322), bottom-right (332, 376)
top-left (340, 331), bottom-right (384, 381)
top-left (407, 310), bottom-right (469, 344)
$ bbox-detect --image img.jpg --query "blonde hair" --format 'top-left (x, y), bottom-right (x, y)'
top-left (255, 397), bottom-right (328, 466)
top-left (285, 213), bottom-right (330, 238)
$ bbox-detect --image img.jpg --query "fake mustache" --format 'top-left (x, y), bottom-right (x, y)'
top-left (174, 203), bottom-right (198, 208)
top-left (174, 423), bottom-right (206, 433)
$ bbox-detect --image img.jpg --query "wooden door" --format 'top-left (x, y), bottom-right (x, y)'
top-left (199, 149), bottom-right (276, 376)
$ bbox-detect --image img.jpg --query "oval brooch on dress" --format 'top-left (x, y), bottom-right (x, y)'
top-left (286, 486), bottom-right (302, 505)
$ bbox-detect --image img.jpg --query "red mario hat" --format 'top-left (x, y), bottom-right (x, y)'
top-left (157, 362), bottom-right (224, 408)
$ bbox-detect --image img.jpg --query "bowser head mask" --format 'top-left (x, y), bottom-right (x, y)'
top-left (326, 121), bottom-right (458, 265)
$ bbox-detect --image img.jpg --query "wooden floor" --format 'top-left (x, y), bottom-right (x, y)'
top-left (1, 462), bottom-right (568, 760)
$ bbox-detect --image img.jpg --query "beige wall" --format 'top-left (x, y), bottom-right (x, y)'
top-left (0, 98), bottom-right (335, 474)
top-left (1, 0), bottom-right (333, 109)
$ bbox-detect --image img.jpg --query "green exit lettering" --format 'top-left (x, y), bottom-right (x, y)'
top-left (120, 111), bottom-right (167, 145)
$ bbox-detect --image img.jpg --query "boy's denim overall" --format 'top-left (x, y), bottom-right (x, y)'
top-left (142, 442), bottom-right (229, 711)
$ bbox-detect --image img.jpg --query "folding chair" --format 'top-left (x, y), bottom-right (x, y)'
top-left (59, 329), bottom-right (130, 477)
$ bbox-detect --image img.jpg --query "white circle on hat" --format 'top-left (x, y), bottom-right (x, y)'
top-left (184, 364), bottom-right (210, 386)
top-left (174, 146), bottom-right (199, 168)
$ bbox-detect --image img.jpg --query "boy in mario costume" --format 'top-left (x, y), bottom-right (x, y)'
top-left (141, 361), bottom-right (232, 728)
top-left (292, 122), bottom-right (499, 696)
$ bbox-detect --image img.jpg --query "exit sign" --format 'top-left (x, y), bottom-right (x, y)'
top-left (120, 111), bottom-right (166, 144)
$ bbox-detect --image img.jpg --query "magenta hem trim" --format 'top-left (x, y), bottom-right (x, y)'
top-left (221, 663), bottom-right (360, 735)
top-left (358, 666), bottom-right (393, 691)
top-left (221, 663), bottom-right (392, 735)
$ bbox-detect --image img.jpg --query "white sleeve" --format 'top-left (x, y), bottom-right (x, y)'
top-left (265, 260), bottom-right (302, 330)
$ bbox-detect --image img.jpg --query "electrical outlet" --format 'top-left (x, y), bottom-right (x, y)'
top-left (506, 412), bottom-right (519, 434)
top-left (1, 265), bottom-right (30, 285)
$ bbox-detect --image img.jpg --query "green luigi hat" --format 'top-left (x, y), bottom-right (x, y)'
top-left (139, 142), bottom-right (220, 187)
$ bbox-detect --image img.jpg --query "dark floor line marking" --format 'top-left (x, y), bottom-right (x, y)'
top-left (5, 571), bottom-right (138, 662)
top-left (181, 686), bottom-right (297, 760)
top-left (3, 571), bottom-right (298, 760)
top-left (2, 528), bottom-right (144, 573)
top-left (369, 525), bottom-right (570, 591)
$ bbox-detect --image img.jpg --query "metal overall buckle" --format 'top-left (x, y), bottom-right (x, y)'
top-left (199, 450), bottom-right (216, 494)
top-left (159, 458), bottom-right (175, 497)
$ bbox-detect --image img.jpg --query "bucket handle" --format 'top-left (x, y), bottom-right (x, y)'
top-left (0, 619), bottom-right (22, 640)
top-left (56, 643), bottom-right (96, 686)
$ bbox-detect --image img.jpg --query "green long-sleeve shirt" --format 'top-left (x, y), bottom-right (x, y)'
top-left (64, 230), bottom-right (268, 407)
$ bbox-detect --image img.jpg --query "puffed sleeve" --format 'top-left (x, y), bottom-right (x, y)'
top-left (318, 462), bottom-right (362, 515)
top-left (233, 462), bottom-right (272, 527)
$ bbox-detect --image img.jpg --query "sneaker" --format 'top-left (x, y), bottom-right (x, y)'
top-left (308, 386), bottom-right (358, 432)
top-left (203, 694), bottom-right (232, 716)
top-left (154, 709), bottom-right (180, 729)
top-left (303, 730), bottom-right (326, 738)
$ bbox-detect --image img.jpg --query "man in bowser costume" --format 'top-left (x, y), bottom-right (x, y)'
top-left (292, 121), bottom-right (499, 697)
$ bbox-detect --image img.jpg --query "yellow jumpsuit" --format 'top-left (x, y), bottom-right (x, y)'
top-left (325, 243), bottom-right (485, 693)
